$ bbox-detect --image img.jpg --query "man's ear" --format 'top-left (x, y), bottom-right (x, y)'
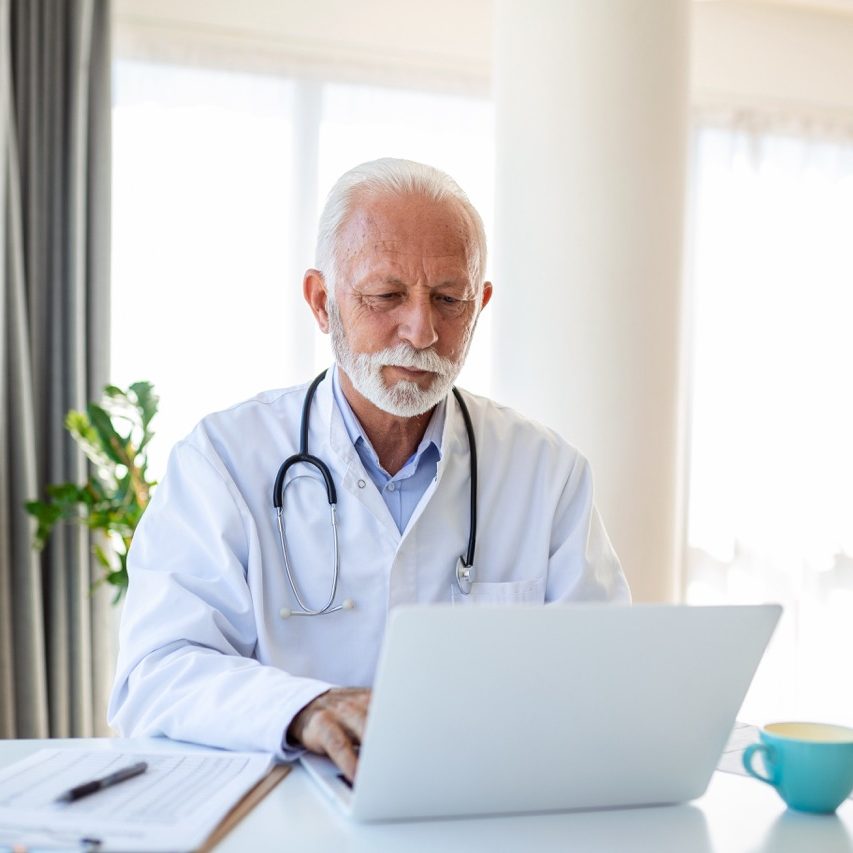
top-left (304, 269), bottom-right (331, 333)
top-left (480, 281), bottom-right (493, 310)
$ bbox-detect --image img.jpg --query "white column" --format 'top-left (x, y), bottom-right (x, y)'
top-left (492, 0), bottom-right (689, 602)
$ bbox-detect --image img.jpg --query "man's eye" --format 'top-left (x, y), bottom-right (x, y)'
top-left (435, 295), bottom-right (471, 317)
top-left (362, 292), bottom-right (403, 309)
top-left (365, 292), bottom-right (401, 302)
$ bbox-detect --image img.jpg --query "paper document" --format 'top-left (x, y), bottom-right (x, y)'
top-left (716, 721), bottom-right (760, 776)
top-left (0, 748), bottom-right (274, 851)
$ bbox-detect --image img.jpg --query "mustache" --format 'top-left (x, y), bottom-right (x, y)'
top-left (355, 343), bottom-right (458, 377)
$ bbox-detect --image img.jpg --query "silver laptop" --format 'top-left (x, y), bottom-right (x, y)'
top-left (300, 603), bottom-right (781, 821)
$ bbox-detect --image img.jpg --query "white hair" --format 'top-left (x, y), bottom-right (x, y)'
top-left (315, 158), bottom-right (487, 301)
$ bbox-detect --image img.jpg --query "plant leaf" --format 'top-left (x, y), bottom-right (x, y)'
top-left (65, 410), bottom-right (113, 471)
top-left (130, 381), bottom-right (158, 431)
top-left (46, 482), bottom-right (84, 504)
top-left (25, 500), bottom-right (64, 549)
top-left (87, 403), bottom-right (127, 465)
top-left (93, 543), bottom-right (114, 570)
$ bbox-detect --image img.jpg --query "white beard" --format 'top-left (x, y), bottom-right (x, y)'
top-left (327, 301), bottom-right (467, 417)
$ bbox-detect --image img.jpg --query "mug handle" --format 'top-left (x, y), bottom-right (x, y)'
top-left (743, 743), bottom-right (777, 786)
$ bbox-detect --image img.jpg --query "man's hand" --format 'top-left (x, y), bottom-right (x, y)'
top-left (288, 687), bottom-right (371, 783)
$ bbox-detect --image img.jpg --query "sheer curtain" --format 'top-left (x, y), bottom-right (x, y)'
top-left (111, 60), bottom-right (494, 480)
top-left (685, 117), bottom-right (853, 725)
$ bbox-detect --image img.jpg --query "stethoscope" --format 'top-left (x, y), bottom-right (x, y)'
top-left (273, 369), bottom-right (478, 618)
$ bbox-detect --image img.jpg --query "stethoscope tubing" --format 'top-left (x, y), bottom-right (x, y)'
top-left (273, 370), bottom-right (477, 616)
top-left (451, 386), bottom-right (477, 572)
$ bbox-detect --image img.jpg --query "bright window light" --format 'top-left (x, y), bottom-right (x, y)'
top-left (112, 60), bottom-right (494, 478)
top-left (685, 125), bottom-right (853, 725)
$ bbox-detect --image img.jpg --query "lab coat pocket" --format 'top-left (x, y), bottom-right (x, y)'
top-left (451, 576), bottom-right (546, 606)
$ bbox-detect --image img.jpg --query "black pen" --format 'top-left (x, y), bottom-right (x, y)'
top-left (55, 761), bottom-right (148, 803)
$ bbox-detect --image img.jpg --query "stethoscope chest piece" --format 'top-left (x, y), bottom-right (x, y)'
top-left (456, 557), bottom-right (474, 595)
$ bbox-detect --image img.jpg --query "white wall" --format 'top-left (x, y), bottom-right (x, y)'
top-left (692, 1), bottom-right (853, 118)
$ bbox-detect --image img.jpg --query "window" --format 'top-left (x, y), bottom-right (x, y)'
top-left (112, 60), bottom-right (494, 477)
top-left (685, 123), bottom-right (853, 724)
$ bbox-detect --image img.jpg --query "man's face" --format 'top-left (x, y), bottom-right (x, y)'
top-left (325, 192), bottom-right (492, 417)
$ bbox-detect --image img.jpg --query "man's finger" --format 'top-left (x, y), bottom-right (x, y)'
top-left (334, 696), bottom-right (369, 744)
top-left (320, 722), bottom-right (360, 783)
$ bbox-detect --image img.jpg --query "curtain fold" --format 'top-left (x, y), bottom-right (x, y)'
top-left (0, 0), bottom-right (112, 739)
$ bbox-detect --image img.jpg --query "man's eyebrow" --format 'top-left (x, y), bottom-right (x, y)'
top-left (360, 275), bottom-right (473, 291)
top-left (356, 276), bottom-right (406, 288)
top-left (433, 280), bottom-right (471, 289)
top-left (383, 278), bottom-right (472, 291)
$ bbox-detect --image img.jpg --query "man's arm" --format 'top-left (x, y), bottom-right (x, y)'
top-left (545, 455), bottom-right (631, 603)
top-left (108, 438), bottom-right (335, 757)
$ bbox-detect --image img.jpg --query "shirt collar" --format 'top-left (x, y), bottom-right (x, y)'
top-left (331, 365), bottom-right (446, 471)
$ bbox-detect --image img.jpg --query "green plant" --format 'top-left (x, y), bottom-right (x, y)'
top-left (25, 381), bottom-right (159, 601)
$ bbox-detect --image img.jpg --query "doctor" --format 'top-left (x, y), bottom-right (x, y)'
top-left (109, 158), bottom-right (630, 782)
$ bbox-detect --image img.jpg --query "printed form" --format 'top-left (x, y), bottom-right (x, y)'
top-left (0, 748), bottom-right (274, 851)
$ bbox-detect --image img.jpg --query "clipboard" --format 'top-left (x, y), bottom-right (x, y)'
top-left (198, 763), bottom-right (292, 851)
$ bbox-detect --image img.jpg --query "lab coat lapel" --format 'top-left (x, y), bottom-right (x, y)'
top-left (398, 387), bottom-right (467, 546)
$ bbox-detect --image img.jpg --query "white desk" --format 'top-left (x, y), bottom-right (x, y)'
top-left (2, 738), bottom-right (852, 852)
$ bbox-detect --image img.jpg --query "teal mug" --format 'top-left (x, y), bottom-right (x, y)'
top-left (743, 722), bottom-right (853, 814)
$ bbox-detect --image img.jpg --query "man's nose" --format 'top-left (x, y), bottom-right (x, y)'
top-left (398, 294), bottom-right (439, 350)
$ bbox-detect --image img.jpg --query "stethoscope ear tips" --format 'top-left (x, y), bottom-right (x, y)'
top-left (342, 598), bottom-right (355, 610)
top-left (279, 607), bottom-right (293, 619)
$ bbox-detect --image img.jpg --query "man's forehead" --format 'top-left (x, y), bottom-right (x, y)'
top-left (341, 194), bottom-right (473, 253)
top-left (370, 238), bottom-right (468, 259)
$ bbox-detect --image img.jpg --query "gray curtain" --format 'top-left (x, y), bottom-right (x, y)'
top-left (0, 0), bottom-right (113, 738)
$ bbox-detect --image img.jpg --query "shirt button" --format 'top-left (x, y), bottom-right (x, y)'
top-left (357, 479), bottom-right (366, 489)
top-left (387, 482), bottom-right (396, 492)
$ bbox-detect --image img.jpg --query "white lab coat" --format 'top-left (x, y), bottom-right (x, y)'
top-left (108, 371), bottom-right (630, 757)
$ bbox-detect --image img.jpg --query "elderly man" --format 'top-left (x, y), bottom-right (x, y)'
top-left (109, 158), bottom-right (630, 782)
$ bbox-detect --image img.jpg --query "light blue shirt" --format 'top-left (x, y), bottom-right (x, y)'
top-left (332, 367), bottom-right (445, 533)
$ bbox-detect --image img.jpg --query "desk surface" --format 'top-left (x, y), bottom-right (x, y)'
top-left (1, 738), bottom-right (851, 853)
